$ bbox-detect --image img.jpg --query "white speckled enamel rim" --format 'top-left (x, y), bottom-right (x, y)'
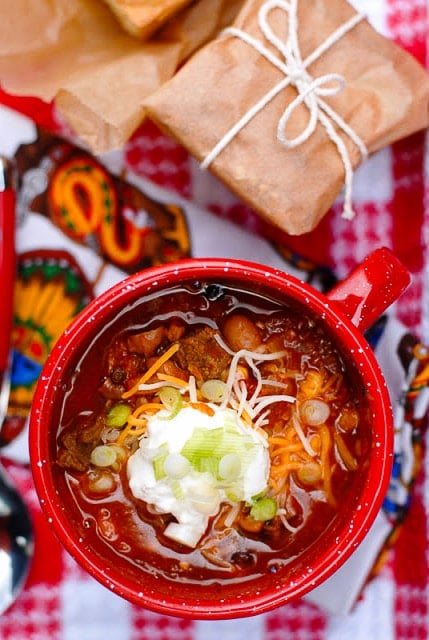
top-left (29, 257), bottom-right (395, 619)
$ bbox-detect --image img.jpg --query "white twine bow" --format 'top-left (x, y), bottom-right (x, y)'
top-left (200, 0), bottom-right (368, 220)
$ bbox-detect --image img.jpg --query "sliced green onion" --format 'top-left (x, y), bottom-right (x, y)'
top-left (197, 456), bottom-right (220, 477)
top-left (225, 485), bottom-right (244, 503)
top-left (297, 462), bottom-right (322, 485)
top-left (189, 483), bottom-right (220, 515)
top-left (250, 497), bottom-right (277, 522)
top-left (200, 379), bottom-right (228, 403)
top-left (106, 403), bottom-right (131, 427)
top-left (158, 386), bottom-right (182, 419)
top-left (153, 451), bottom-right (169, 480)
top-left (90, 445), bottom-right (118, 468)
top-left (87, 469), bottom-right (116, 494)
top-left (180, 427), bottom-right (224, 461)
top-left (170, 479), bottom-right (185, 500)
top-left (300, 399), bottom-right (330, 426)
top-left (181, 425), bottom-right (257, 480)
top-left (250, 491), bottom-right (265, 502)
top-left (164, 453), bottom-right (190, 479)
top-left (218, 453), bottom-right (241, 480)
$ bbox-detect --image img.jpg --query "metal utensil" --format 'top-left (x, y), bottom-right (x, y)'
top-left (0, 461), bottom-right (33, 613)
top-left (0, 156), bottom-right (33, 614)
top-left (0, 156), bottom-right (15, 428)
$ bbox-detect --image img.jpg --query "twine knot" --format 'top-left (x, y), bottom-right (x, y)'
top-left (201, 0), bottom-right (368, 220)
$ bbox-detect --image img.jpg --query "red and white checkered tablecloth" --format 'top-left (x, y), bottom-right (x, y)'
top-left (0, 0), bottom-right (428, 638)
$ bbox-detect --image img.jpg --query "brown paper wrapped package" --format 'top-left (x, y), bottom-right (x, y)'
top-left (0, 0), bottom-right (244, 153)
top-left (144, 0), bottom-right (429, 235)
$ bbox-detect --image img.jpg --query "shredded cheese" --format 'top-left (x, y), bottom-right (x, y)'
top-left (319, 425), bottom-right (336, 506)
top-left (292, 415), bottom-right (317, 458)
top-left (334, 432), bottom-right (358, 471)
top-left (278, 511), bottom-right (300, 534)
top-left (122, 342), bottom-right (180, 399)
top-left (134, 402), bottom-right (164, 415)
top-left (113, 326), bottom-right (356, 538)
top-left (188, 375), bottom-right (197, 403)
top-left (117, 402), bottom-right (163, 444)
top-left (252, 393), bottom-right (296, 417)
top-left (156, 373), bottom-right (189, 388)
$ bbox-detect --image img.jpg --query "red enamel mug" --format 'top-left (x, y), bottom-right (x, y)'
top-left (29, 247), bottom-right (410, 619)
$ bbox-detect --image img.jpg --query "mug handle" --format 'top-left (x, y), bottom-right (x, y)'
top-left (326, 247), bottom-right (411, 333)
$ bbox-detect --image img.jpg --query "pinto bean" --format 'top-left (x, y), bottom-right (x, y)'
top-left (127, 327), bottom-right (165, 358)
top-left (223, 314), bottom-right (262, 352)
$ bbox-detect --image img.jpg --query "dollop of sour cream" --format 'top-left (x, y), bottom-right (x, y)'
top-left (127, 404), bottom-right (270, 548)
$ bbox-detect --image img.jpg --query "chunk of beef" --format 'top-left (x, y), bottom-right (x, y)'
top-left (57, 414), bottom-right (105, 473)
top-left (175, 326), bottom-right (231, 382)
